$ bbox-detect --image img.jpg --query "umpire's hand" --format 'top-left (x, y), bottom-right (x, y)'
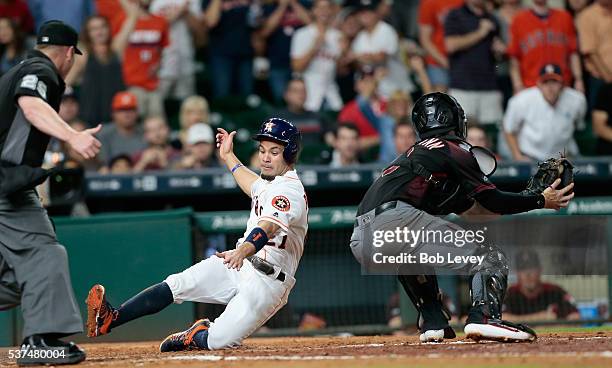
top-left (68, 124), bottom-right (102, 159)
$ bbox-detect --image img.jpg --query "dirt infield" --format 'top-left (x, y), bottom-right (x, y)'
top-left (1, 331), bottom-right (611, 367)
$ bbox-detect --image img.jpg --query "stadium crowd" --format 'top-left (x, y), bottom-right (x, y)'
top-left (1, 0), bottom-right (611, 174)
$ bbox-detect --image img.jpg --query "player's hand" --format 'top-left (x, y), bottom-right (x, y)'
top-left (543, 178), bottom-right (575, 210)
top-left (216, 245), bottom-right (251, 271)
top-left (67, 124), bottom-right (102, 160)
top-left (216, 128), bottom-right (236, 162)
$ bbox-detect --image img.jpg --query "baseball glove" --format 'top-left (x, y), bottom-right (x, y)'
top-left (521, 155), bottom-right (574, 195)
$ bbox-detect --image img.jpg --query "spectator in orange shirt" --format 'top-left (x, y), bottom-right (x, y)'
top-left (105, 0), bottom-right (170, 118)
top-left (418, 0), bottom-right (463, 92)
top-left (508, 0), bottom-right (584, 94)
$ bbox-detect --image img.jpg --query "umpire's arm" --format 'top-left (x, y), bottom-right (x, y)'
top-left (18, 96), bottom-right (102, 159)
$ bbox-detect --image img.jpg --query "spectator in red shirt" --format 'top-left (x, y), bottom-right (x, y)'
top-left (337, 66), bottom-right (385, 150)
top-left (418, 0), bottom-right (464, 92)
top-left (508, 0), bottom-right (584, 94)
top-left (103, 0), bottom-right (170, 118)
top-left (504, 249), bottom-right (580, 321)
top-left (0, 0), bottom-right (34, 34)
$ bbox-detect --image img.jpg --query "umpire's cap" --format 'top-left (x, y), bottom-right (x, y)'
top-left (253, 118), bottom-right (301, 164)
top-left (37, 20), bottom-right (82, 55)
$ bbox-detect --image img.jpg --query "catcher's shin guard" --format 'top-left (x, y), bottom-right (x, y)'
top-left (464, 245), bottom-right (536, 342)
top-left (397, 273), bottom-right (456, 342)
top-left (467, 245), bottom-right (509, 320)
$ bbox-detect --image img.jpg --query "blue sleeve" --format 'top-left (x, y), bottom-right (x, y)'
top-left (356, 95), bottom-right (381, 132)
top-left (87, 0), bottom-right (96, 18)
top-left (27, 0), bottom-right (42, 32)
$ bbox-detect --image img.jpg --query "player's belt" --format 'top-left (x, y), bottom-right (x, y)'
top-left (354, 200), bottom-right (399, 228)
top-left (248, 256), bottom-right (286, 282)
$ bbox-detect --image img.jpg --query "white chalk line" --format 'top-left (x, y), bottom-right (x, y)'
top-left (166, 351), bottom-right (612, 362)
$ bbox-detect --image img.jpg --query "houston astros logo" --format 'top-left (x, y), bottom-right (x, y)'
top-left (272, 196), bottom-right (291, 212)
top-left (264, 122), bottom-right (275, 133)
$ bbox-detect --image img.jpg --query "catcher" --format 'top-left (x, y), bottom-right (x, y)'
top-left (350, 92), bottom-right (574, 343)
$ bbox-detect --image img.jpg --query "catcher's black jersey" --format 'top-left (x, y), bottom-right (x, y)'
top-left (0, 50), bottom-right (65, 167)
top-left (357, 136), bottom-right (496, 216)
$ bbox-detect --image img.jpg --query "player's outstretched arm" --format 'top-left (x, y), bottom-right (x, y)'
top-left (473, 179), bottom-right (574, 215)
top-left (216, 127), bottom-right (259, 196)
top-left (216, 220), bottom-right (281, 270)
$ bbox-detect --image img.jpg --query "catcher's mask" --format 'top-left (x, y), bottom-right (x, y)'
top-left (411, 92), bottom-right (467, 140)
top-left (253, 118), bottom-right (301, 165)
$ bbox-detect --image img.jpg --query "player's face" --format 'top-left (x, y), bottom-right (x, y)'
top-left (518, 268), bottom-right (542, 291)
top-left (258, 141), bottom-right (289, 178)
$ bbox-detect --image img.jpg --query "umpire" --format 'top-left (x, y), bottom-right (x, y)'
top-left (0, 21), bottom-right (101, 365)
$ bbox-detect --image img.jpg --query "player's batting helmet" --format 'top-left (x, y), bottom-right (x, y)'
top-left (253, 118), bottom-right (301, 164)
top-left (411, 92), bottom-right (467, 140)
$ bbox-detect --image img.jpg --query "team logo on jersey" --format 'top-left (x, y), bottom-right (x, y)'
top-left (264, 122), bottom-right (275, 133)
top-left (418, 138), bottom-right (445, 150)
top-left (272, 195), bottom-right (290, 211)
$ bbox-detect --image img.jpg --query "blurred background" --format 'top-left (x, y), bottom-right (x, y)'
top-left (0, 0), bottom-right (611, 345)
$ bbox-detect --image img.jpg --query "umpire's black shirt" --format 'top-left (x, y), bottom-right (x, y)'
top-left (0, 50), bottom-right (65, 168)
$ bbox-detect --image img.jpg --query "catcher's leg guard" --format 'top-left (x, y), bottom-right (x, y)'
top-left (466, 245), bottom-right (508, 321)
top-left (464, 245), bottom-right (536, 342)
top-left (397, 272), bottom-right (455, 342)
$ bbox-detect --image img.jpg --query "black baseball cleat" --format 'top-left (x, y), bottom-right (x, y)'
top-left (159, 319), bottom-right (211, 352)
top-left (464, 313), bottom-right (537, 342)
top-left (16, 335), bottom-right (86, 366)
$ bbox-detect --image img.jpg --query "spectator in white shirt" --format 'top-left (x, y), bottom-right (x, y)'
top-left (504, 64), bottom-right (586, 161)
top-left (351, 0), bottom-right (413, 99)
top-left (290, 0), bottom-right (343, 112)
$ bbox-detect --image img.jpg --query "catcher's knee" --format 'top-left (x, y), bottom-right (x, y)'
top-left (472, 244), bottom-right (508, 274)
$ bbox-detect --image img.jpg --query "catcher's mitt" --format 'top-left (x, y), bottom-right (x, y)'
top-left (521, 156), bottom-right (574, 195)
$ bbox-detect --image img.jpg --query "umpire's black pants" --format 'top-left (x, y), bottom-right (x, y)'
top-left (0, 190), bottom-right (82, 339)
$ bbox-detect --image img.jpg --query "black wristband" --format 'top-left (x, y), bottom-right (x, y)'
top-left (245, 227), bottom-right (268, 253)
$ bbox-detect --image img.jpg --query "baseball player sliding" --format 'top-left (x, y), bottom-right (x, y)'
top-left (86, 118), bottom-right (308, 351)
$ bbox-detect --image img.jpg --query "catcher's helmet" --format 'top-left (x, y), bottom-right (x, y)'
top-left (411, 92), bottom-right (467, 140)
top-left (253, 118), bottom-right (301, 164)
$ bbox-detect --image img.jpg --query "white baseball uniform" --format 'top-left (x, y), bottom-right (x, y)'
top-left (164, 170), bottom-right (308, 349)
